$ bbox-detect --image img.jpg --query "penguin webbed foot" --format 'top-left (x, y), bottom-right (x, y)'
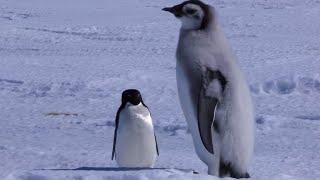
top-left (219, 162), bottom-right (250, 179)
top-left (244, 172), bottom-right (250, 178)
top-left (230, 171), bottom-right (250, 179)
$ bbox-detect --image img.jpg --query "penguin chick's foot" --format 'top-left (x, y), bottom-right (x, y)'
top-left (230, 170), bottom-right (250, 179)
top-left (219, 162), bottom-right (250, 179)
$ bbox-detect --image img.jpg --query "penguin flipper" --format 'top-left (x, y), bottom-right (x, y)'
top-left (154, 133), bottom-right (160, 156)
top-left (111, 117), bottom-right (118, 160)
top-left (197, 89), bottom-right (218, 154)
top-left (112, 105), bottom-right (123, 160)
top-left (197, 69), bottom-right (227, 154)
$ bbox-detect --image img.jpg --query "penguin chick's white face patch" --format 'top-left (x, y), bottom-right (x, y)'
top-left (180, 4), bottom-right (204, 30)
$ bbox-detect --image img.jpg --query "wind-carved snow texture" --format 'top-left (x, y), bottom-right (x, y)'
top-left (2, 75), bottom-right (320, 99)
top-left (1, 0), bottom-right (320, 179)
top-left (0, 7), bottom-right (36, 21)
top-left (250, 76), bottom-right (320, 95)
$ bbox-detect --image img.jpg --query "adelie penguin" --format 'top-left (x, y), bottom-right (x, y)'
top-left (112, 89), bottom-right (159, 168)
top-left (163, 0), bottom-right (254, 178)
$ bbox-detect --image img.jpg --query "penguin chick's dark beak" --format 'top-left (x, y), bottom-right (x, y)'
top-left (162, 7), bottom-right (173, 12)
top-left (162, 6), bottom-right (182, 17)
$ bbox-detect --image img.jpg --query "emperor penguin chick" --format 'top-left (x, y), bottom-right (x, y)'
top-left (112, 89), bottom-right (159, 168)
top-left (163, 0), bottom-right (254, 178)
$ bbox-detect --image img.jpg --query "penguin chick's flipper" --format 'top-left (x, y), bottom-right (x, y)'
top-left (197, 69), bottom-right (227, 154)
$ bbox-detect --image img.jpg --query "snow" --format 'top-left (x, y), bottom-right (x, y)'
top-left (5, 169), bottom-right (222, 180)
top-left (0, 0), bottom-right (319, 179)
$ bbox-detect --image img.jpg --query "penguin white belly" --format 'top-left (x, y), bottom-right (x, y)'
top-left (115, 104), bottom-right (157, 168)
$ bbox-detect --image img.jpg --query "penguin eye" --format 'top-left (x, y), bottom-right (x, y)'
top-left (186, 8), bottom-right (196, 15)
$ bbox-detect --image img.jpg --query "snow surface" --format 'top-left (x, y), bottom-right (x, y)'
top-left (1, 0), bottom-right (320, 179)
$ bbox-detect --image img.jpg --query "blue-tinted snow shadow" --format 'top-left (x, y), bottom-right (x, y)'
top-left (36, 167), bottom-right (198, 173)
top-left (295, 115), bottom-right (320, 121)
top-left (37, 167), bottom-right (164, 171)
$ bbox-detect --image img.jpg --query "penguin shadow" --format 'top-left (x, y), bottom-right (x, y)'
top-left (36, 166), bottom-right (199, 174)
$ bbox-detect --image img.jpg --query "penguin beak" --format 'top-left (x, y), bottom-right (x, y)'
top-left (162, 7), bottom-right (174, 13)
top-left (162, 5), bottom-right (183, 17)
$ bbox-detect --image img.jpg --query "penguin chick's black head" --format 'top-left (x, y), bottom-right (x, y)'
top-left (121, 89), bottom-right (143, 106)
top-left (162, 0), bottom-right (211, 30)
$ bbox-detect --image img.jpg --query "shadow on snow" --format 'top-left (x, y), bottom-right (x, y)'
top-left (35, 167), bottom-right (199, 174)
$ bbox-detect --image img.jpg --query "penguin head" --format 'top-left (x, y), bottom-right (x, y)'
top-left (162, 0), bottom-right (212, 30)
top-left (121, 89), bottom-right (143, 106)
